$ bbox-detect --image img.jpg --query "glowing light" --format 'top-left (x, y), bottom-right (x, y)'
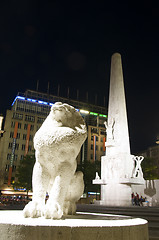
top-left (80, 109), bottom-right (89, 114)
top-left (11, 96), bottom-right (107, 119)
top-left (99, 114), bottom-right (107, 118)
top-left (12, 96), bottom-right (25, 106)
top-left (49, 103), bottom-right (54, 106)
top-left (90, 112), bottom-right (98, 116)
top-left (18, 96), bottom-right (25, 100)
top-left (88, 192), bottom-right (100, 195)
top-left (38, 100), bottom-right (48, 105)
top-left (27, 98), bottom-right (37, 103)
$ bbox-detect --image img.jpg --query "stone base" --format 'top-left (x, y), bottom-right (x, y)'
top-left (0, 211), bottom-right (148, 240)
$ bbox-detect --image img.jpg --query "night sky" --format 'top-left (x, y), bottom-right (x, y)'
top-left (0, 1), bottom-right (159, 154)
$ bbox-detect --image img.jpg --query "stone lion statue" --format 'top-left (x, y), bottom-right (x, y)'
top-left (23, 102), bottom-right (87, 219)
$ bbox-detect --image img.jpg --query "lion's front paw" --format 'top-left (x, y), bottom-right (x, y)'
top-left (43, 201), bottom-right (63, 219)
top-left (63, 201), bottom-right (76, 215)
top-left (23, 201), bottom-right (44, 218)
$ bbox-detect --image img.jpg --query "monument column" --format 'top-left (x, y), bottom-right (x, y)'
top-left (93, 53), bottom-right (145, 206)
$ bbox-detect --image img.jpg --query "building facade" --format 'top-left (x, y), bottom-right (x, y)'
top-left (0, 89), bottom-right (107, 187)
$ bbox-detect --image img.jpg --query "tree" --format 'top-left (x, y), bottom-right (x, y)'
top-left (141, 157), bottom-right (159, 180)
top-left (77, 160), bottom-right (101, 193)
top-left (14, 154), bottom-right (35, 196)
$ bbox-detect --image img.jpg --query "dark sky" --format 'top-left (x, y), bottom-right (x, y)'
top-left (0, 1), bottom-right (159, 153)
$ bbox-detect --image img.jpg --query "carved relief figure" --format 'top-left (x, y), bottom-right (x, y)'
top-left (133, 156), bottom-right (144, 178)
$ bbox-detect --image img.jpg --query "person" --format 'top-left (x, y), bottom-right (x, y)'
top-left (139, 196), bottom-right (144, 206)
top-left (131, 192), bottom-right (135, 205)
top-left (133, 192), bottom-right (140, 206)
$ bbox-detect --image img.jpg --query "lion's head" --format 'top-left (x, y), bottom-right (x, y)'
top-left (50, 102), bottom-right (86, 130)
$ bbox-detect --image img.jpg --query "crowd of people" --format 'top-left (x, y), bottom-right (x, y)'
top-left (0, 195), bottom-right (30, 206)
top-left (131, 192), bottom-right (148, 206)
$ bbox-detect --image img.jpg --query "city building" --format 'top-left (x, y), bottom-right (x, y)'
top-left (0, 89), bottom-right (107, 187)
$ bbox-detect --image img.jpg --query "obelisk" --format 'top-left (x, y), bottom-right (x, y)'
top-left (106, 53), bottom-right (130, 155)
top-left (100, 53), bottom-right (134, 206)
top-left (93, 53), bottom-right (145, 206)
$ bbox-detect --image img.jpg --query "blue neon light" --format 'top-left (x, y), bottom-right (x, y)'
top-left (17, 96), bottom-right (25, 100)
top-left (38, 100), bottom-right (48, 105)
top-left (49, 103), bottom-right (54, 106)
top-left (12, 96), bottom-right (105, 118)
top-left (27, 98), bottom-right (37, 103)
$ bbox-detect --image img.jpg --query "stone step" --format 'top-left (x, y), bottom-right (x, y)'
top-left (77, 205), bottom-right (159, 240)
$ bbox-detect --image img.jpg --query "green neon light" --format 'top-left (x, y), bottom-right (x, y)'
top-left (99, 114), bottom-right (107, 118)
top-left (90, 112), bottom-right (98, 116)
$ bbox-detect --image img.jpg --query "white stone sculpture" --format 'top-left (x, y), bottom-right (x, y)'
top-left (23, 102), bottom-right (87, 219)
top-left (133, 156), bottom-right (144, 178)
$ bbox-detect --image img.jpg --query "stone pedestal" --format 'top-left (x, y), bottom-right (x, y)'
top-left (0, 211), bottom-right (149, 240)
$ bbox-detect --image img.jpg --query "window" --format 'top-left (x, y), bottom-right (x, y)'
top-left (30, 125), bottom-right (34, 131)
top-left (7, 154), bottom-right (11, 160)
top-left (91, 128), bottom-right (98, 134)
top-left (100, 130), bottom-right (105, 135)
top-left (5, 165), bottom-right (9, 171)
top-left (12, 165), bottom-right (16, 172)
top-left (25, 115), bottom-right (35, 122)
top-left (22, 144), bottom-right (25, 151)
top-left (11, 121), bottom-right (15, 128)
top-left (37, 117), bottom-right (45, 124)
top-left (15, 143), bottom-right (19, 150)
top-left (14, 155), bottom-right (18, 161)
top-left (10, 132), bottom-right (14, 138)
top-left (28, 145), bottom-right (32, 152)
top-left (101, 137), bottom-right (103, 142)
top-left (100, 146), bottom-right (103, 151)
top-left (8, 142), bottom-right (12, 149)
top-left (91, 135), bottom-right (98, 141)
top-left (23, 134), bottom-right (27, 140)
top-left (13, 112), bottom-right (23, 120)
top-left (17, 133), bottom-right (20, 139)
top-left (18, 123), bottom-right (21, 129)
top-left (29, 135), bottom-right (33, 141)
top-left (91, 144), bottom-right (93, 150)
top-left (20, 155), bottom-right (24, 161)
top-left (24, 124), bottom-right (28, 130)
top-left (91, 154), bottom-right (93, 159)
